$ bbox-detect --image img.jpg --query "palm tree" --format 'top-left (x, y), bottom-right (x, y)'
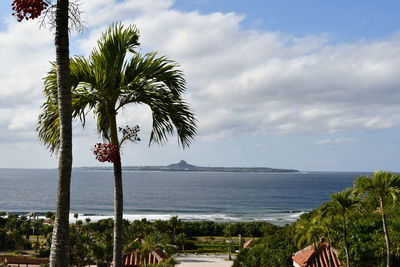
top-left (353, 171), bottom-right (400, 267)
top-left (49, 1), bottom-right (73, 266)
top-left (11, 0), bottom-right (73, 265)
top-left (168, 216), bottom-right (181, 241)
top-left (37, 23), bottom-right (197, 267)
top-left (322, 188), bottom-right (358, 267)
top-left (174, 233), bottom-right (186, 251)
top-left (139, 232), bottom-right (169, 266)
top-left (32, 219), bottom-right (43, 250)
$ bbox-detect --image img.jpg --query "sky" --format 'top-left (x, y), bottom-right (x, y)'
top-left (0, 0), bottom-right (400, 171)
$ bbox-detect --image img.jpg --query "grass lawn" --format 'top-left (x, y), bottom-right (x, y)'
top-left (183, 236), bottom-right (257, 253)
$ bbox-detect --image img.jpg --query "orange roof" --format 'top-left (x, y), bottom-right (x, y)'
top-left (293, 246), bottom-right (315, 266)
top-left (292, 240), bottom-right (341, 267)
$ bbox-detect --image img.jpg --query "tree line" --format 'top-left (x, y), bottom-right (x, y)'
top-left (0, 213), bottom-right (275, 266)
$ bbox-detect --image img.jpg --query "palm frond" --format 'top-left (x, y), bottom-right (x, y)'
top-left (353, 171), bottom-right (400, 200)
top-left (90, 23), bottom-right (140, 97)
top-left (120, 52), bottom-right (197, 147)
top-left (38, 23), bottom-right (196, 153)
top-left (129, 88), bottom-right (196, 148)
top-left (94, 104), bottom-right (111, 142)
top-left (122, 52), bottom-right (186, 98)
top-left (37, 61), bottom-right (98, 153)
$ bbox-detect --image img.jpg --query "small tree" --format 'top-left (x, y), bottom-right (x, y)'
top-left (321, 188), bottom-right (358, 267)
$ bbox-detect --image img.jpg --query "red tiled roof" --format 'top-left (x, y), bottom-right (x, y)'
top-left (122, 239), bottom-right (167, 267)
top-left (293, 246), bottom-right (315, 266)
top-left (122, 248), bottom-right (167, 267)
top-left (292, 240), bottom-right (341, 267)
top-left (123, 248), bottom-right (139, 266)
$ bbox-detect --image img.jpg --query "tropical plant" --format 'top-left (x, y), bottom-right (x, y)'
top-left (11, 0), bottom-right (74, 265)
top-left (353, 171), bottom-right (400, 267)
top-left (37, 23), bottom-right (197, 266)
top-left (32, 219), bottom-right (43, 249)
top-left (88, 219), bottom-right (114, 265)
top-left (322, 188), bottom-right (358, 267)
top-left (294, 212), bottom-right (325, 249)
top-left (174, 233), bottom-right (186, 250)
top-left (139, 232), bottom-right (169, 266)
top-left (168, 216), bottom-right (181, 241)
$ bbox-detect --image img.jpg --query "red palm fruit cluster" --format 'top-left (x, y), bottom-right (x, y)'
top-left (93, 143), bottom-right (120, 163)
top-left (11, 0), bottom-right (49, 22)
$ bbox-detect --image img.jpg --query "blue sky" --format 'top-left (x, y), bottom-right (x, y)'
top-left (173, 0), bottom-right (400, 40)
top-left (0, 0), bottom-right (400, 171)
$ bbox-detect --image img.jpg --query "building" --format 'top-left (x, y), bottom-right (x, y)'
top-left (292, 239), bottom-right (341, 267)
top-left (122, 238), bottom-right (167, 266)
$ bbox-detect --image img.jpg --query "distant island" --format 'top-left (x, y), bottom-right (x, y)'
top-left (78, 160), bottom-right (298, 173)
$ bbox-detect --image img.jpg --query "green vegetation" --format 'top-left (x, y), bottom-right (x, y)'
top-left (0, 213), bottom-right (52, 252)
top-left (0, 214), bottom-right (268, 265)
top-left (3, 171), bottom-right (400, 266)
top-left (234, 171), bottom-right (400, 267)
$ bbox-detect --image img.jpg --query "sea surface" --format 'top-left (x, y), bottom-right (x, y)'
top-left (0, 169), bottom-right (370, 224)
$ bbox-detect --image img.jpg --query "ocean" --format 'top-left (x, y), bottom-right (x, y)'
top-left (0, 169), bottom-right (370, 224)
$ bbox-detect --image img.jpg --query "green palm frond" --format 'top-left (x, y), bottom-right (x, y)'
top-left (133, 88), bottom-right (196, 148)
top-left (120, 52), bottom-right (196, 147)
top-left (37, 100), bottom-right (60, 153)
top-left (37, 64), bottom-right (60, 152)
top-left (353, 171), bottom-right (400, 200)
top-left (90, 23), bottom-right (140, 95)
top-left (37, 23), bottom-right (196, 153)
top-left (122, 52), bottom-right (186, 97)
top-left (37, 61), bottom-right (98, 153)
top-left (329, 188), bottom-right (358, 214)
top-left (94, 103), bottom-right (111, 142)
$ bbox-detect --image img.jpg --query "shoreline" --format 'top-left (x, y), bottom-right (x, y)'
top-left (3, 211), bottom-right (304, 226)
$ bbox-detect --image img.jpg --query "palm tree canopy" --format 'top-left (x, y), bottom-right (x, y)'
top-left (353, 171), bottom-right (400, 201)
top-left (37, 23), bottom-right (197, 152)
top-left (324, 188), bottom-right (358, 217)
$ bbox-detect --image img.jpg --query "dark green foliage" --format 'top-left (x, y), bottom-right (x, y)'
top-left (39, 248), bottom-right (50, 258)
top-left (181, 221), bottom-right (267, 237)
top-left (233, 225), bottom-right (296, 267)
top-left (347, 217), bottom-right (384, 266)
top-left (234, 172), bottom-right (400, 267)
top-left (0, 214), bottom-right (41, 251)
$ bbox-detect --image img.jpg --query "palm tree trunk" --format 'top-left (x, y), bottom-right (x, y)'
top-left (380, 198), bottom-right (391, 267)
top-left (108, 111), bottom-right (123, 267)
top-left (343, 215), bottom-right (350, 267)
top-left (50, 0), bottom-right (72, 266)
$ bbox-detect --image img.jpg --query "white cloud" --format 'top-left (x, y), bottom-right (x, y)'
top-left (1, 0), bottom-right (400, 154)
top-left (84, 1), bottom-right (400, 140)
top-left (0, 18), bottom-right (53, 146)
